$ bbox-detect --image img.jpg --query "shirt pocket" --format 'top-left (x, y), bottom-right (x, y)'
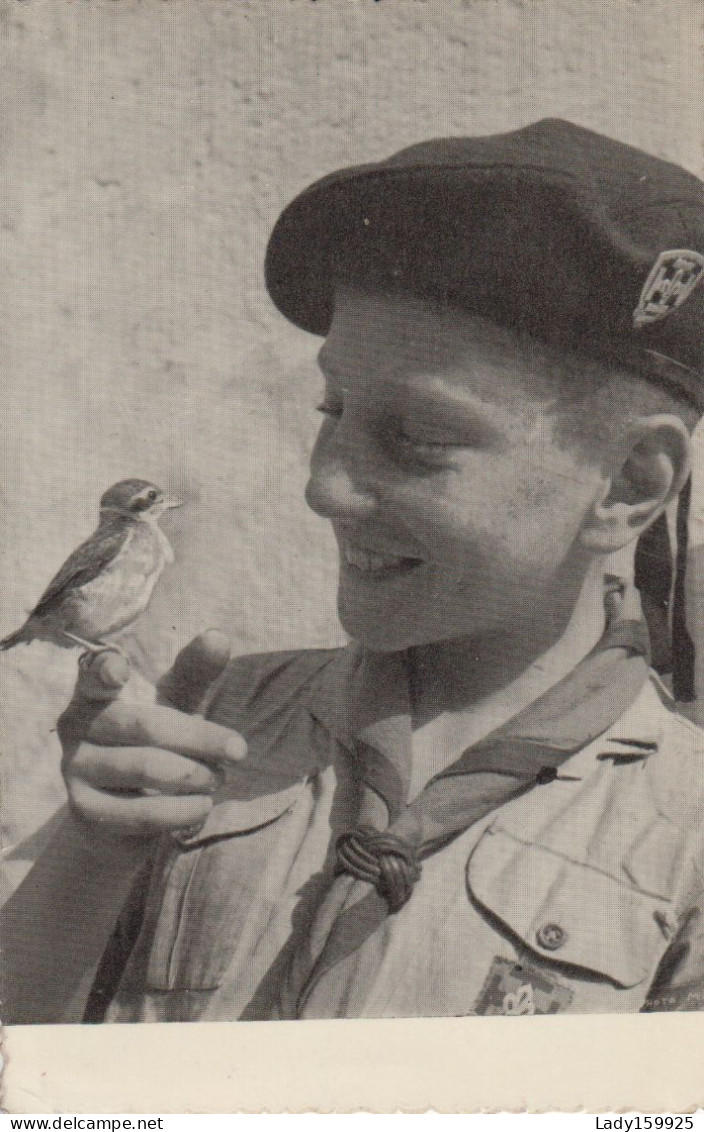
top-left (140, 780), bottom-right (314, 993)
top-left (467, 825), bottom-right (676, 989)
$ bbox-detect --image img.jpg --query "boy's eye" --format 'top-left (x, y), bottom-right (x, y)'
top-left (316, 401), bottom-right (342, 419)
top-left (396, 428), bottom-right (453, 451)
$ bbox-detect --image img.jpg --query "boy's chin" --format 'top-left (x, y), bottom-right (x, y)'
top-left (338, 608), bottom-right (426, 653)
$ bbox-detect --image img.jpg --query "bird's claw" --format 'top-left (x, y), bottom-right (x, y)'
top-left (77, 642), bottom-right (128, 669)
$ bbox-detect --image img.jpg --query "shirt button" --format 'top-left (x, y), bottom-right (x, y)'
top-left (536, 922), bottom-right (567, 951)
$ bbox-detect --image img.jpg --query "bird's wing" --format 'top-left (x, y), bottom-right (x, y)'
top-left (31, 521), bottom-right (133, 619)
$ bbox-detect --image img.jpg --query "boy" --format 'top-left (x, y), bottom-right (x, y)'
top-left (5, 119), bottom-right (704, 1021)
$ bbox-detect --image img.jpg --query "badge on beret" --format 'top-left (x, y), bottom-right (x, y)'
top-left (473, 956), bottom-right (573, 1016)
top-left (633, 249), bottom-right (704, 328)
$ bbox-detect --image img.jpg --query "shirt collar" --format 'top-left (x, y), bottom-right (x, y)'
top-left (306, 641), bottom-right (412, 759)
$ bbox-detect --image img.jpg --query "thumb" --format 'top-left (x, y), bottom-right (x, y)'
top-left (158, 629), bottom-right (232, 714)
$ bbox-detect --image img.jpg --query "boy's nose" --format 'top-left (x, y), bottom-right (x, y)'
top-left (305, 443), bottom-right (378, 521)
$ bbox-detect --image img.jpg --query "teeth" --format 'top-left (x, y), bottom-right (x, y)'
top-left (343, 545), bottom-right (413, 573)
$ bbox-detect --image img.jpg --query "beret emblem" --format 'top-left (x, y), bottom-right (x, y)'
top-left (633, 249), bottom-right (704, 329)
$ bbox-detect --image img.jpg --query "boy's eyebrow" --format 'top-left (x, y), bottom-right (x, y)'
top-left (316, 348), bottom-right (339, 377)
top-left (316, 350), bottom-right (359, 387)
top-left (318, 349), bottom-right (485, 404)
top-left (391, 377), bottom-right (499, 422)
top-left (316, 349), bottom-right (508, 436)
top-left (396, 387), bottom-right (507, 445)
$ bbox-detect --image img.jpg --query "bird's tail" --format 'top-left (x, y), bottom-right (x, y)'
top-left (0, 625), bottom-right (31, 651)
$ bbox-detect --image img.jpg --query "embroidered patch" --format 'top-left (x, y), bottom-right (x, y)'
top-left (633, 249), bottom-right (704, 328)
top-left (474, 956), bottom-right (574, 1016)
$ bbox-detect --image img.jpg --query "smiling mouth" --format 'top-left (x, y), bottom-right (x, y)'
top-left (341, 543), bottom-right (424, 579)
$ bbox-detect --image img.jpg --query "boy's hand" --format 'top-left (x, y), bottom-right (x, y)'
top-left (58, 630), bottom-right (246, 837)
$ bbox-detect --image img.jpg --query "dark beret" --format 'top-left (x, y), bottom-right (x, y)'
top-left (265, 118), bottom-right (704, 409)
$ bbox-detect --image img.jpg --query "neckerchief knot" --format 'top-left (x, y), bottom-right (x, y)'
top-left (336, 826), bottom-right (421, 913)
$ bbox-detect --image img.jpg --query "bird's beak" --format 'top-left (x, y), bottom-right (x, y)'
top-left (164, 497), bottom-right (184, 509)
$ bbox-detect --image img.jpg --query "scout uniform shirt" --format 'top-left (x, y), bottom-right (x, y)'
top-left (100, 637), bottom-right (704, 1022)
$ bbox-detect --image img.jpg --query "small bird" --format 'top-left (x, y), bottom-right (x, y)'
top-left (0, 478), bottom-right (183, 656)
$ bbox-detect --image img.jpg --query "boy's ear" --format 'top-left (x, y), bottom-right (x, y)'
top-left (579, 414), bottom-right (691, 553)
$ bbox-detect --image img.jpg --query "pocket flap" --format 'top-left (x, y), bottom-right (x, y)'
top-left (467, 827), bottom-right (672, 988)
top-left (174, 779), bottom-right (308, 847)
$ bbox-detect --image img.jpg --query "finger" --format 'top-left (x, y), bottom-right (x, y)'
top-left (68, 779), bottom-right (214, 836)
top-left (159, 630), bottom-right (232, 713)
top-left (58, 662), bottom-right (130, 748)
top-left (70, 745), bottom-right (222, 796)
top-left (86, 700), bottom-right (246, 766)
top-left (73, 649), bottom-right (132, 703)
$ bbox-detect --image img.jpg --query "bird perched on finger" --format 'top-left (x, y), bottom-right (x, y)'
top-left (0, 478), bottom-right (183, 656)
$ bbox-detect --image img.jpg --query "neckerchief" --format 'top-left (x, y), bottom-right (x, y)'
top-left (273, 582), bottom-right (651, 1019)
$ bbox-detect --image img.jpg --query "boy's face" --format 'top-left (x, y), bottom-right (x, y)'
top-left (305, 285), bottom-right (610, 653)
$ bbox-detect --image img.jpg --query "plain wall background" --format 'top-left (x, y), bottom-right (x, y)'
top-left (1, 0), bottom-right (703, 892)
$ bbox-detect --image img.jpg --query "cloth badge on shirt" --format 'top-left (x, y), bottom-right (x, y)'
top-left (473, 956), bottom-right (574, 1016)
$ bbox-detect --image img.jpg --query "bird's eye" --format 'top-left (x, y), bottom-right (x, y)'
top-left (146, 489), bottom-right (158, 501)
